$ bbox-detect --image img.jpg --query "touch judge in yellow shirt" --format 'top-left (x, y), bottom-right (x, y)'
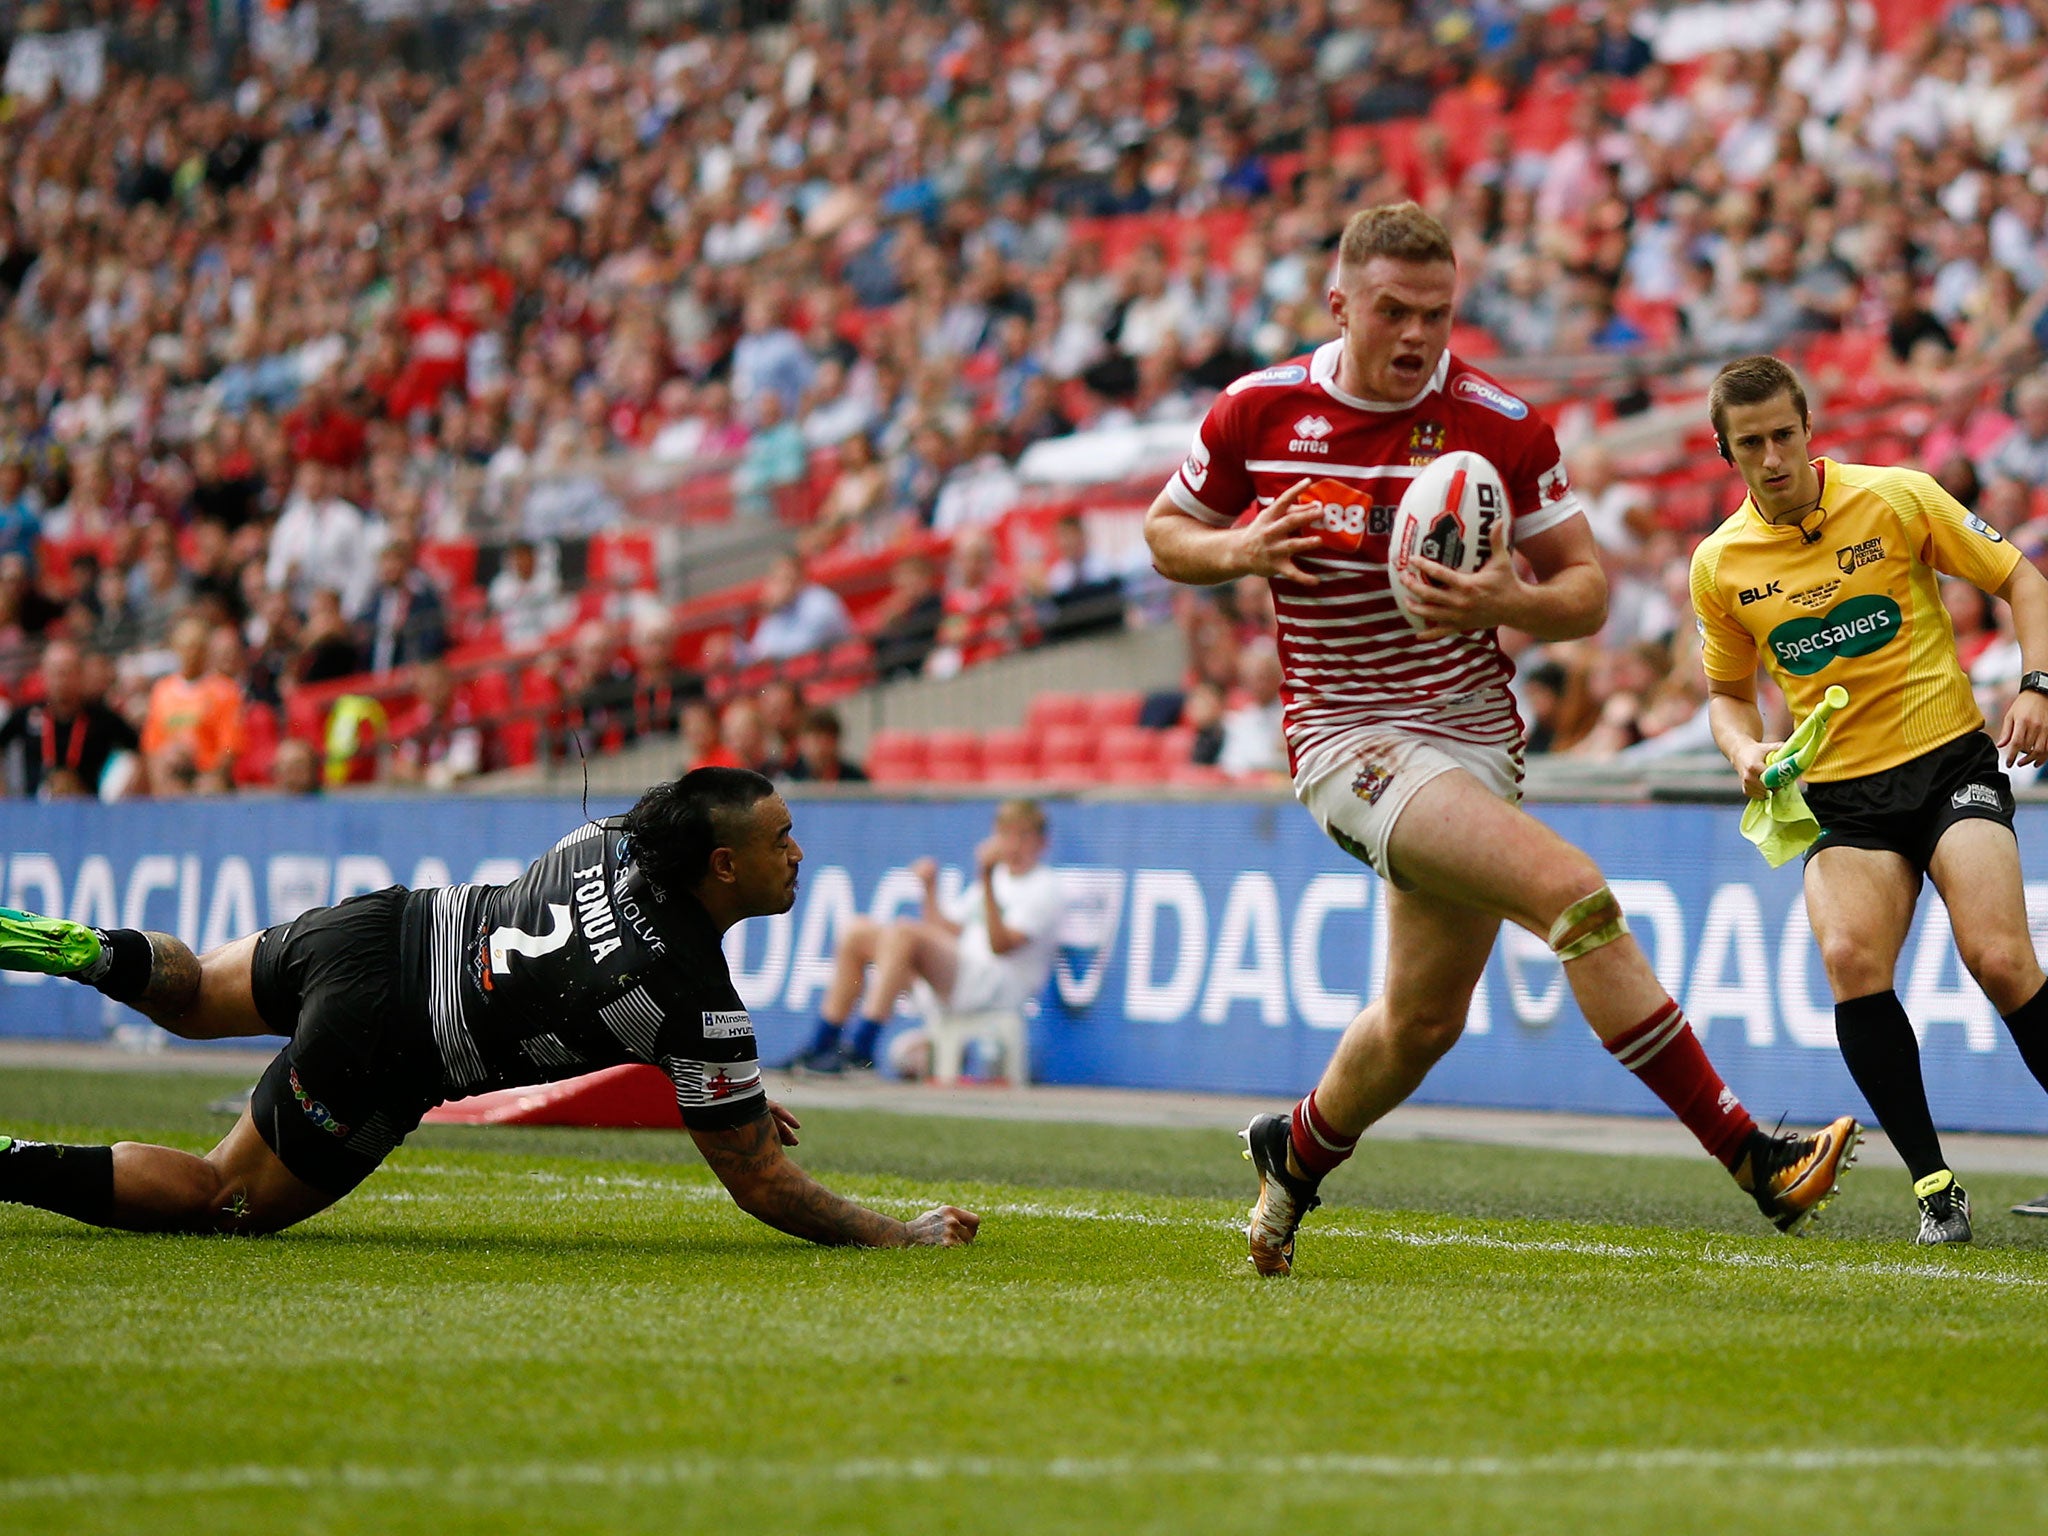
top-left (1690, 353), bottom-right (2048, 1242)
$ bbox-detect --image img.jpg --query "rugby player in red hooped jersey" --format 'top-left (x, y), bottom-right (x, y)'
top-left (1144, 202), bottom-right (1863, 1275)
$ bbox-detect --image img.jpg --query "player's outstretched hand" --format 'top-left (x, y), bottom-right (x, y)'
top-left (1999, 690), bottom-right (2048, 768)
top-left (1402, 540), bottom-right (1521, 637)
top-left (903, 1205), bottom-right (981, 1246)
top-left (1732, 738), bottom-right (1787, 799)
top-left (1234, 478), bottom-right (1323, 585)
top-left (767, 1099), bottom-right (801, 1147)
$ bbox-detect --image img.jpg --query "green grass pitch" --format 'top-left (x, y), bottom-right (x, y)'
top-left (3, 1066), bottom-right (2047, 1535)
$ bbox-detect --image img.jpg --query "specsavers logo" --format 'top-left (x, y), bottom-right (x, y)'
top-left (1767, 594), bottom-right (1902, 676)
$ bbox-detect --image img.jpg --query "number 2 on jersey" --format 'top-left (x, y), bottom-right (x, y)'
top-left (486, 904), bottom-right (573, 981)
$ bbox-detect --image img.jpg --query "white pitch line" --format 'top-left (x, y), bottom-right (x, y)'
top-left (3, 1445), bottom-right (2042, 1505)
top-left (367, 1167), bottom-right (2048, 1290)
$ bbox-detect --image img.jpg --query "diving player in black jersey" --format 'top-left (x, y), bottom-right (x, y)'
top-left (0, 768), bottom-right (979, 1249)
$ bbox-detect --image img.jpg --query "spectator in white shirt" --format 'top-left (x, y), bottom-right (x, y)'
top-left (785, 799), bottom-right (1066, 1073)
top-left (1981, 373), bottom-right (2048, 488)
top-left (486, 538), bottom-right (564, 648)
top-left (1218, 642), bottom-right (1287, 777)
top-left (266, 460), bottom-right (373, 613)
top-left (484, 413), bottom-right (542, 520)
top-left (1113, 246), bottom-right (1195, 359)
top-left (930, 422), bottom-right (1022, 535)
top-left (740, 552), bottom-right (853, 662)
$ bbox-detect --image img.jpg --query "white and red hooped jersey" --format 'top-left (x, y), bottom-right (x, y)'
top-left (1162, 340), bottom-right (1587, 778)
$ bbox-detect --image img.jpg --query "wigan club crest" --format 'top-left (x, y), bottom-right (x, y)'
top-left (1408, 421), bottom-right (1446, 466)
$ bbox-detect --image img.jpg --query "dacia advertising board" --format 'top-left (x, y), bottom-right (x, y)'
top-left (3, 796), bottom-right (2046, 1133)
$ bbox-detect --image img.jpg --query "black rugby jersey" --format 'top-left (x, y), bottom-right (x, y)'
top-left (396, 821), bottom-right (765, 1130)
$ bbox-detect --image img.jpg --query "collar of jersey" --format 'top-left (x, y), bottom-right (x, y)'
top-left (1310, 339), bottom-right (1450, 412)
top-left (1742, 457), bottom-right (1833, 538)
top-left (617, 861), bottom-right (702, 949)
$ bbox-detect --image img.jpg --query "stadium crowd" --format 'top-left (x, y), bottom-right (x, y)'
top-left (4, 0), bottom-right (2048, 795)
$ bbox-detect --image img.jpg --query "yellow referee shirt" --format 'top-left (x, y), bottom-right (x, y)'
top-left (1689, 457), bottom-right (2022, 782)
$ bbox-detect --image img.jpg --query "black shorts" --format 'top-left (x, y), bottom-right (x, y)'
top-left (1804, 731), bottom-right (2015, 874)
top-left (248, 887), bottom-right (442, 1196)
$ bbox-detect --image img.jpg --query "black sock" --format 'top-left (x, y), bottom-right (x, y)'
top-left (2000, 980), bottom-right (2048, 1094)
top-left (85, 928), bottom-right (152, 1002)
top-left (0, 1139), bottom-right (114, 1224)
top-left (1834, 990), bottom-right (1946, 1183)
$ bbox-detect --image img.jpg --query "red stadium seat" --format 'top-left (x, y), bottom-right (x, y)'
top-left (1802, 331), bottom-right (1880, 380)
top-left (468, 668), bottom-right (514, 718)
top-left (284, 692), bottom-right (326, 744)
top-left (1100, 724), bottom-right (1159, 766)
top-left (418, 539), bottom-right (478, 594)
top-left (1156, 726), bottom-right (1198, 766)
top-left (498, 665), bottom-right (562, 768)
top-left (234, 703), bottom-right (279, 788)
top-left (865, 729), bottom-right (928, 783)
top-left (1099, 726), bottom-right (1163, 786)
top-left (1038, 724), bottom-right (1098, 782)
top-left (981, 727), bottom-right (1037, 782)
top-left (824, 636), bottom-right (874, 675)
top-left (1084, 691), bottom-right (1144, 730)
top-left (589, 529), bottom-right (658, 589)
top-left (923, 728), bottom-right (983, 784)
top-left (1025, 692), bottom-right (1089, 733)
top-left (807, 673), bottom-right (863, 705)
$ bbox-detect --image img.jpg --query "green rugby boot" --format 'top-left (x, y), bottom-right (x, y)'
top-left (0, 908), bottom-right (102, 977)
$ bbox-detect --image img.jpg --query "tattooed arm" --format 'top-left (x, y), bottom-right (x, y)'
top-left (688, 1107), bottom-right (979, 1248)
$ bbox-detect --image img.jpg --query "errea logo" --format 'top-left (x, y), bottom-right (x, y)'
top-left (1290, 414), bottom-right (1334, 453)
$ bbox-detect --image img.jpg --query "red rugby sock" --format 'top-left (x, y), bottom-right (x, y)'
top-left (1604, 1000), bottom-right (1757, 1170)
top-left (1288, 1090), bottom-right (1359, 1180)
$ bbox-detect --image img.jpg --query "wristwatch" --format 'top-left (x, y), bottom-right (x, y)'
top-left (2022, 671), bottom-right (2048, 698)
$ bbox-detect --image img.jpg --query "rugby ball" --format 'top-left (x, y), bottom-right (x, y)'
top-left (1389, 449), bottom-right (1512, 631)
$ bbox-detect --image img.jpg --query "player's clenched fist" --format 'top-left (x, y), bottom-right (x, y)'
top-left (1232, 478), bottom-right (1324, 585)
top-left (1730, 738), bottom-right (1787, 799)
top-left (903, 1205), bottom-right (981, 1246)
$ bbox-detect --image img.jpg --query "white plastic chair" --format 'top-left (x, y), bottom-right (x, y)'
top-left (912, 981), bottom-right (1033, 1086)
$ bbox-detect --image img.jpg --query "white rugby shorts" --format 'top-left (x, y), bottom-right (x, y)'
top-left (1294, 727), bottom-right (1523, 887)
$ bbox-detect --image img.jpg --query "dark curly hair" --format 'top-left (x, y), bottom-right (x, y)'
top-left (618, 767), bottom-right (777, 892)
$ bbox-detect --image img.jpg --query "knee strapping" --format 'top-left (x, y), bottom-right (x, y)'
top-left (1549, 887), bottom-right (1629, 961)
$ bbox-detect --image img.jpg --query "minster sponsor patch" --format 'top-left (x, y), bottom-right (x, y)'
top-left (701, 1009), bottom-right (753, 1039)
top-left (1767, 595), bottom-right (1902, 675)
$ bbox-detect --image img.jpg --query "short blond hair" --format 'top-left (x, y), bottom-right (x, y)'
top-left (1338, 202), bottom-right (1456, 273)
top-left (995, 798), bottom-right (1047, 837)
